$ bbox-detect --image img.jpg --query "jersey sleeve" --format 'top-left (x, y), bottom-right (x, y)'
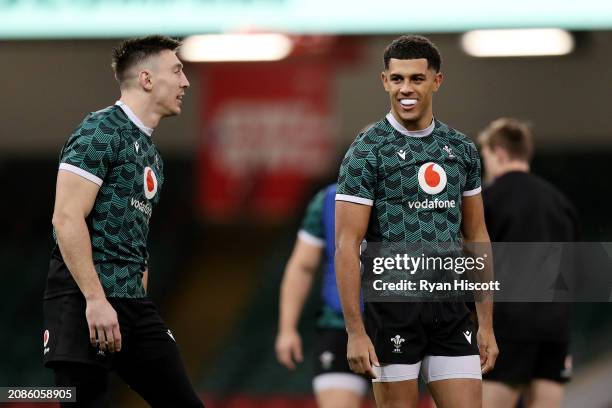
top-left (463, 140), bottom-right (482, 197)
top-left (58, 119), bottom-right (118, 186)
top-left (336, 133), bottom-right (378, 206)
top-left (298, 189), bottom-right (326, 247)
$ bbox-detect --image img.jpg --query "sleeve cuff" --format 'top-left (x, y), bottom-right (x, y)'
top-left (463, 186), bottom-right (482, 197)
top-left (59, 163), bottom-right (103, 186)
top-left (297, 230), bottom-right (325, 247)
top-left (335, 194), bottom-right (373, 206)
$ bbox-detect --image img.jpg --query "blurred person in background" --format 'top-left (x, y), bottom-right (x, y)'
top-left (335, 35), bottom-right (497, 408)
top-left (275, 181), bottom-right (371, 408)
top-left (43, 35), bottom-right (202, 407)
top-left (478, 118), bottom-right (579, 408)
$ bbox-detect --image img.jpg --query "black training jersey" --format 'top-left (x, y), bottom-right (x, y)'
top-left (483, 171), bottom-right (579, 341)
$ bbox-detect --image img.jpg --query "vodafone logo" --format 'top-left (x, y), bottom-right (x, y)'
top-left (417, 162), bottom-right (447, 195)
top-left (144, 167), bottom-right (158, 200)
top-left (43, 330), bottom-right (49, 347)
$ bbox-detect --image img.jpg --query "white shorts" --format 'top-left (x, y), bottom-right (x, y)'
top-left (372, 355), bottom-right (482, 383)
top-left (313, 373), bottom-right (370, 396)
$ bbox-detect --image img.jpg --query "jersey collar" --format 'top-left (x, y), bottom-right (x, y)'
top-left (115, 100), bottom-right (153, 137)
top-left (386, 112), bottom-right (435, 138)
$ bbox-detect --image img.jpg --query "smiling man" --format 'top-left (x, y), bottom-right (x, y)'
top-left (43, 36), bottom-right (202, 407)
top-left (335, 35), bottom-right (498, 407)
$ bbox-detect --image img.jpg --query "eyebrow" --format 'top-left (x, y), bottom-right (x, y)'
top-left (390, 72), bottom-right (427, 78)
top-left (173, 63), bottom-right (183, 70)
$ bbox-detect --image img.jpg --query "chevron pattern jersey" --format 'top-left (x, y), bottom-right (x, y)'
top-left (48, 105), bottom-right (164, 298)
top-left (336, 113), bottom-right (481, 244)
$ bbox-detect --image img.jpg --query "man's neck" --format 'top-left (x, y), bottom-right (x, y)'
top-left (391, 110), bottom-right (434, 132)
top-left (119, 93), bottom-right (161, 129)
top-left (497, 161), bottom-right (530, 178)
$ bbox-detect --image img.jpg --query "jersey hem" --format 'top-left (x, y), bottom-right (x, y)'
top-left (297, 230), bottom-right (325, 247)
top-left (463, 186), bottom-right (482, 197)
top-left (335, 194), bottom-right (373, 206)
top-left (59, 163), bottom-right (103, 186)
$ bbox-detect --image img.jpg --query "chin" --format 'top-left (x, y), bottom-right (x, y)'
top-left (166, 107), bottom-right (181, 117)
top-left (398, 111), bottom-right (420, 124)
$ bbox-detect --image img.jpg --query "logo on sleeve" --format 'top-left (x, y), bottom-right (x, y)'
top-left (144, 167), bottom-right (158, 200)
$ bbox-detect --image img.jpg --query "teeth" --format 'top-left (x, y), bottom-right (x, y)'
top-left (400, 99), bottom-right (417, 106)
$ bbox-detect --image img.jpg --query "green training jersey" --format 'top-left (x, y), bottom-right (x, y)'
top-left (297, 188), bottom-right (325, 247)
top-left (46, 101), bottom-right (164, 299)
top-left (336, 113), bottom-right (481, 243)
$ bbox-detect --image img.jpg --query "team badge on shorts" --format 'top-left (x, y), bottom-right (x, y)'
top-left (43, 330), bottom-right (50, 355)
top-left (463, 330), bottom-right (472, 344)
top-left (391, 335), bottom-right (405, 353)
top-left (319, 351), bottom-right (335, 370)
top-left (561, 355), bottom-right (573, 379)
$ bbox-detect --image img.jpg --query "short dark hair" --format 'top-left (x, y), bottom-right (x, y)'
top-left (111, 35), bottom-right (182, 84)
top-left (383, 35), bottom-right (442, 72)
top-left (478, 118), bottom-right (534, 162)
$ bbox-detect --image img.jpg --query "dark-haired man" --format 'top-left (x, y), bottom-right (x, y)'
top-left (335, 35), bottom-right (498, 407)
top-left (478, 118), bottom-right (579, 408)
top-left (43, 36), bottom-right (203, 407)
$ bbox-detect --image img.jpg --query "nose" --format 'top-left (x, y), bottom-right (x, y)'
top-left (400, 81), bottom-right (413, 95)
top-left (181, 72), bottom-right (190, 89)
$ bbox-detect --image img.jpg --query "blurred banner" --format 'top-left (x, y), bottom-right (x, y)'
top-left (2, 0), bottom-right (612, 38)
top-left (198, 61), bottom-right (334, 221)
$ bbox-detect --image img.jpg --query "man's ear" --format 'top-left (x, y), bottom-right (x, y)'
top-left (381, 70), bottom-right (390, 92)
top-left (432, 71), bottom-right (444, 92)
top-left (138, 70), bottom-right (153, 91)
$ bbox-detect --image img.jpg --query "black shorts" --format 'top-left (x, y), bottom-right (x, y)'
top-left (313, 328), bottom-right (354, 376)
top-left (43, 293), bottom-right (176, 369)
top-left (365, 302), bottom-right (479, 364)
top-left (484, 339), bottom-right (572, 385)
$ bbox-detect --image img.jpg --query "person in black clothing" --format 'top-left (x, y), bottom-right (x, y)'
top-left (478, 118), bottom-right (579, 408)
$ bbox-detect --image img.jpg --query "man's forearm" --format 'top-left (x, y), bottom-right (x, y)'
top-left (278, 263), bottom-right (315, 332)
top-left (53, 214), bottom-right (105, 300)
top-left (466, 238), bottom-right (494, 328)
top-left (335, 246), bottom-right (365, 335)
top-left (142, 268), bottom-right (148, 293)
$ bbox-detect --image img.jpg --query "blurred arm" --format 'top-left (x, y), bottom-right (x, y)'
top-left (278, 238), bottom-right (323, 333)
top-left (275, 237), bottom-right (323, 369)
top-left (462, 193), bottom-right (498, 372)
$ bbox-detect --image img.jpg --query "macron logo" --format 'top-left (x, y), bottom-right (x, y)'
top-left (398, 150), bottom-right (407, 160)
top-left (463, 330), bottom-right (472, 344)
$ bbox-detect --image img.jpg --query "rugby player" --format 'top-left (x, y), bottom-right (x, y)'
top-left (335, 35), bottom-right (498, 408)
top-left (479, 118), bottom-right (579, 408)
top-left (43, 36), bottom-right (203, 407)
top-left (276, 184), bottom-right (369, 408)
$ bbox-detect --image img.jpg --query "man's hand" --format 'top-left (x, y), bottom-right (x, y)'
top-left (275, 329), bottom-right (303, 370)
top-left (86, 297), bottom-right (122, 353)
top-left (347, 331), bottom-right (379, 379)
top-left (477, 325), bottom-right (498, 374)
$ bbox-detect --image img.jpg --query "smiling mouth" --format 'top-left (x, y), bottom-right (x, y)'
top-left (399, 98), bottom-right (417, 106)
